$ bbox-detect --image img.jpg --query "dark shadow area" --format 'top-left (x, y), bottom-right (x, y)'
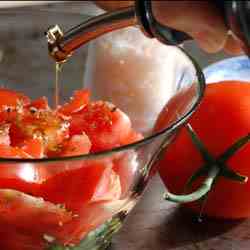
top-left (154, 206), bottom-right (246, 249)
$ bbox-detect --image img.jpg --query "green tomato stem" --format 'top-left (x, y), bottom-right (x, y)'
top-left (164, 165), bottom-right (219, 203)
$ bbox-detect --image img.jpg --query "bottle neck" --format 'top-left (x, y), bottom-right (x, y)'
top-left (223, 1), bottom-right (250, 54)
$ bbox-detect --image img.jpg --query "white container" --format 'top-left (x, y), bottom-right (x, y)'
top-left (83, 26), bottom-right (189, 134)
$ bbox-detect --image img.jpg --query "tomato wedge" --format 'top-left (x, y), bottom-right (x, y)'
top-left (0, 89), bottom-right (29, 124)
top-left (0, 189), bottom-right (73, 249)
top-left (55, 201), bottom-right (116, 245)
top-left (0, 227), bottom-right (45, 250)
top-left (27, 96), bottom-right (49, 110)
top-left (39, 161), bottom-right (121, 211)
top-left (0, 144), bottom-right (31, 159)
top-left (20, 139), bottom-right (44, 158)
top-left (58, 90), bottom-right (89, 116)
top-left (120, 130), bottom-right (143, 145)
top-left (10, 109), bottom-right (69, 152)
top-left (0, 124), bottom-right (10, 146)
top-left (113, 151), bottom-right (138, 198)
top-left (70, 101), bottom-right (132, 152)
top-left (0, 189), bottom-right (72, 231)
top-left (61, 134), bottom-right (91, 157)
top-left (0, 88), bottom-right (30, 110)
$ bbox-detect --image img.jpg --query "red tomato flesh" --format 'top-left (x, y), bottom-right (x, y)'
top-left (60, 134), bottom-right (91, 157)
top-left (69, 101), bottom-right (132, 152)
top-left (0, 88), bottom-right (30, 110)
top-left (39, 161), bottom-right (121, 211)
top-left (57, 89), bottom-right (89, 116)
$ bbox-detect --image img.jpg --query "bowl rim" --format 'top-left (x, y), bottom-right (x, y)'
top-left (0, 45), bottom-right (205, 163)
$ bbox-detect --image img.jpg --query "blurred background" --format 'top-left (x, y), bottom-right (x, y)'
top-left (0, 1), bottom-right (228, 90)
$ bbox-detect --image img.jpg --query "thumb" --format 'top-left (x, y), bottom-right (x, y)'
top-left (152, 1), bottom-right (228, 53)
top-left (95, 1), bottom-right (134, 11)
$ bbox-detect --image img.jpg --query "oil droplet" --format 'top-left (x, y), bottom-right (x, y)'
top-left (54, 62), bottom-right (63, 108)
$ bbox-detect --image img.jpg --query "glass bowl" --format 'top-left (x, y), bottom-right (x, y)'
top-left (0, 5), bottom-right (205, 250)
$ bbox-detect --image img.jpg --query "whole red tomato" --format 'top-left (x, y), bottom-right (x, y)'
top-left (155, 81), bottom-right (250, 219)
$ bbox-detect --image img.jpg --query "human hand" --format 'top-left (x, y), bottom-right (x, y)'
top-left (95, 1), bottom-right (242, 55)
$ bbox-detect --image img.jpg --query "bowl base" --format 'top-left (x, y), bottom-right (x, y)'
top-left (48, 212), bottom-right (126, 250)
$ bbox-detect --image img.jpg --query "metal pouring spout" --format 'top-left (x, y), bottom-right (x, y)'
top-left (46, 7), bottom-right (136, 63)
top-left (46, 1), bottom-right (192, 63)
top-left (46, 1), bottom-right (250, 63)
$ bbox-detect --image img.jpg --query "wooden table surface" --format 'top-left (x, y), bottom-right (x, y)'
top-left (112, 175), bottom-right (250, 250)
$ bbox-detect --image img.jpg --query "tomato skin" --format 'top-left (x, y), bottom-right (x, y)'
top-left (156, 81), bottom-right (250, 219)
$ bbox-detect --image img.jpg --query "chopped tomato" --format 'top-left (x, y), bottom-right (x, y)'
top-left (70, 101), bottom-right (131, 152)
top-left (0, 88), bottom-right (30, 124)
top-left (0, 110), bottom-right (18, 124)
top-left (27, 96), bottom-right (49, 110)
top-left (20, 139), bottom-right (44, 158)
top-left (39, 161), bottom-right (121, 211)
top-left (9, 123), bottom-right (25, 146)
top-left (61, 134), bottom-right (91, 157)
top-left (0, 87), bottom-right (142, 249)
top-left (0, 178), bottom-right (39, 196)
top-left (0, 124), bottom-right (10, 146)
top-left (113, 151), bottom-right (138, 198)
top-left (0, 88), bottom-right (30, 111)
top-left (0, 189), bottom-right (72, 249)
top-left (58, 90), bottom-right (89, 116)
top-left (0, 144), bottom-right (31, 159)
top-left (10, 109), bottom-right (69, 152)
top-left (56, 201), bottom-right (115, 245)
top-left (91, 168), bottom-right (121, 202)
top-left (0, 227), bottom-right (45, 250)
top-left (120, 130), bottom-right (143, 145)
top-left (0, 189), bottom-right (72, 231)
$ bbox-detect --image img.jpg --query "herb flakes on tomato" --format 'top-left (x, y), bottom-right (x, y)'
top-left (69, 101), bottom-right (132, 152)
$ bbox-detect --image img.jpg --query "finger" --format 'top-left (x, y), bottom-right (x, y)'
top-left (152, 1), bottom-right (228, 53)
top-left (223, 34), bottom-right (244, 55)
top-left (95, 1), bottom-right (134, 11)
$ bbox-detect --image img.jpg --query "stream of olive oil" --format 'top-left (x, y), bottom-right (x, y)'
top-left (54, 62), bottom-right (63, 108)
